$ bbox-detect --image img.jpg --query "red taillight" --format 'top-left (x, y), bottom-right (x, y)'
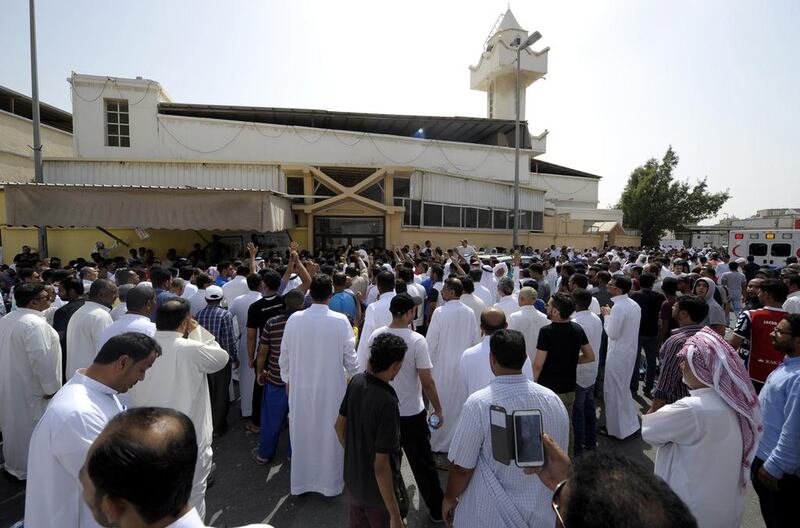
top-left (734, 233), bottom-right (744, 239)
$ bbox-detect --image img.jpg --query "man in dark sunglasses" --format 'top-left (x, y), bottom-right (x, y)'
top-left (527, 435), bottom-right (697, 528)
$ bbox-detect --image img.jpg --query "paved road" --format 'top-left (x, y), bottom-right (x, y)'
top-left (1, 394), bottom-right (768, 528)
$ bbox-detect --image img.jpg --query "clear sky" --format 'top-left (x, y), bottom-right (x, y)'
top-left (2, 0), bottom-right (798, 221)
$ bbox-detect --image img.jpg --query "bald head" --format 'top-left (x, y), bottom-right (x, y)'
top-left (480, 308), bottom-right (507, 335)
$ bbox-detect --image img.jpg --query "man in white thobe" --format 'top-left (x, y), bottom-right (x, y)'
top-left (507, 287), bottom-right (550, 367)
top-left (602, 276), bottom-right (642, 439)
top-left (459, 280), bottom-right (486, 332)
top-left (642, 328), bottom-right (762, 528)
top-left (479, 265), bottom-right (498, 306)
top-left (493, 277), bottom-right (520, 319)
top-left (280, 275), bottom-right (358, 496)
top-left (109, 284), bottom-right (134, 321)
top-left (65, 279), bottom-right (116, 379)
top-left (222, 266), bottom-right (250, 306)
top-left (459, 309), bottom-right (534, 398)
top-left (356, 271), bottom-right (396, 370)
top-left (469, 268), bottom-right (494, 309)
top-left (25, 332), bottom-right (159, 528)
top-left (0, 283), bottom-right (61, 479)
top-left (127, 298), bottom-right (228, 520)
top-left (428, 278), bottom-right (480, 453)
top-left (229, 274), bottom-right (264, 424)
top-left (95, 286), bottom-right (156, 352)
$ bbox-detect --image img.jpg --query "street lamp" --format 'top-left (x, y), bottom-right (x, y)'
top-left (512, 30), bottom-right (541, 250)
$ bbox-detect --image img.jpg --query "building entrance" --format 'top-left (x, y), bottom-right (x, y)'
top-left (314, 216), bottom-right (385, 251)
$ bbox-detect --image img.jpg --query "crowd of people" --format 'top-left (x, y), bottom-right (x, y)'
top-left (1, 238), bottom-right (799, 528)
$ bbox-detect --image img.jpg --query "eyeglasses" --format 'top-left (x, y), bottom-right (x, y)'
top-left (772, 328), bottom-right (793, 336)
top-left (552, 479), bottom-right (568, 527)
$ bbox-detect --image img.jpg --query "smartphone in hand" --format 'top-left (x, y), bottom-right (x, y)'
top-left (513, 409), bottom-right (544, 468)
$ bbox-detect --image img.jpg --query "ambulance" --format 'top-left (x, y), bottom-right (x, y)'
top-left (728, 230), bottom-right (800, 266)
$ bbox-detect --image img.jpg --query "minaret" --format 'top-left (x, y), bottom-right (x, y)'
top-left (469, 9), bottom-right (548, 121)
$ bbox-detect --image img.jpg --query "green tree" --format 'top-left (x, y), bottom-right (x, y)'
top-left (617, 146), bottom-right (730, 247)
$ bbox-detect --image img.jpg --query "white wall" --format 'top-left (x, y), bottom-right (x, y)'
top-left (69, 74), bottom-right (545, 186)
top-left (530, 172), bottom-right (599, 208)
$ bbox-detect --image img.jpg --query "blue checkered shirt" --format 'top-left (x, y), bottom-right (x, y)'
top-left (196, 305), bottom-right (238, 362)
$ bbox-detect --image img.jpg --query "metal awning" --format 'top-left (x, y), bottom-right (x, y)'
top-left (3, 183), bottom-right (294, 232)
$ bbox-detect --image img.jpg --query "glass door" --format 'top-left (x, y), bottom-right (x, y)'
top-left (314, 216), bottom-right (385, 251)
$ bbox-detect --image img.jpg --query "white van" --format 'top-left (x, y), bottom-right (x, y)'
top-left (728, 230), bottom-right (800, 266)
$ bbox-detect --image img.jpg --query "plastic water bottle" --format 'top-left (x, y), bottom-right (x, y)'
top-left (428, 413), bottom-right (440, 432)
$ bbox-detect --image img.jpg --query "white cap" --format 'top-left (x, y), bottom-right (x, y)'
top-left (204, 285), bottom-right (224, 300)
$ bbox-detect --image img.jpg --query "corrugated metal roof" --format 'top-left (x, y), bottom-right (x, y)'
top-left (157, 103), bottom-right (533, 148)
top-left (0, 181), bottom-right (288, 195)
top-left (0, 85), bottom-right (73, 133)
top-left (531, 159), bottom-right (602, 180)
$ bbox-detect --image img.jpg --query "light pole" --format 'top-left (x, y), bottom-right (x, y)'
top-left (29, 0), bottom-right (48, 257)
top-left (512, 30), bottom-right (541, 250)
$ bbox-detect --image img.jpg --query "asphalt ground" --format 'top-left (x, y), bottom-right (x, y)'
top-left (1, 389), bottom-right (768, 528)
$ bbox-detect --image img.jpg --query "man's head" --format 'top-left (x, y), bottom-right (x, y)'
top-left (261, 270), bottom-right (282, 293)
top-left (571, 288), bottom-right (592, 313)
top-left (149, 268), bottom-right (171, 290)
top-left (772, 314), bottom-right (800, 357)
top-left (195, 273), bottom-right (213, 291)
top-left (368, 333), bottom-right (407, 380)
top-left (116, 284), bottom-right (135, 305)
top-left (442, 277), bottom-right (463, 302)
top-left (517, 286), bottom-right (537, 307)
top-left (746, 278), bottom-right (763, 299)
top-left (169, 278), bottom-right (185, 296)
top-left (217, 261), bottom-right (234, 278)
top-left (489, 329), bottom-right (527, 374)
top-left (561, 451), bottom-right (697, 528)
top-left (310, 274), bottom-right (334, 303)
top-left (468, 267), bottom-right (483, 283)
top-left (661, 276), bottom-right (678, 297)
top-left (480, 308), bottom-right (507, 336)
top-left (155, 298), bottom-right (192, 332)
top-left (59, 277), bottom-right (85, 302)
top-left (15, 283), bottom-right (50, 311)
top-left (672, 295), bottom-right (709, 326)
top-left (376, 271), bottom-right (395, 294)
top-left (758, 278), bottom-right (789, 307)
top-left (126, 286), bottom-right (156, 317)
top-left (91, 333), bottom-right (161, 393)
top-left (568, 273), bottom-right (589, 292)
top-left (89, 279), bottom-right (118, 308)
top-left (80, 407), bottom-right (197, 527)
top-left (389, 293), bottom-right (420, 326)
top-left (80, 266), bottom-right (98, 282)
top-left (547, 292), bottom-right (575, 322)
top-left (782, 273), bottom-right (800, 294)
top-left (18, 267), bottom-right (42, 283)
top-left (497, 276), bottom-right (514, 298)
top-left (203, 285), bottom-right (224, 305)
top-left (608, 276), bottom-right (632, 296)
top-left (638, 273), bottom-right (656, 290)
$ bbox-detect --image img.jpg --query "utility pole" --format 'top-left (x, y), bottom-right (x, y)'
top-left (29, 0), bottom-right (48, 257)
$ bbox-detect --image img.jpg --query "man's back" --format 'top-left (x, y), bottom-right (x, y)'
top-left (631, 289), bottom-right (666, 337)
top-left (507, 306), bottom-right (549, 365)
top-left (66, 302), bottom-right (112, 378)
top-left (448, 375), bottom-right (569, 527)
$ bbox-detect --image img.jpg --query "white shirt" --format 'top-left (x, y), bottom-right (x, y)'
top-left (229, 290), bottom-right (263, 418)
top-left (507, 305), bottom-right (550, 367)
top-left (165, 508), bottom-right (273, 528)
top-left (65, 301), bottom-right (113, 379)
top-left (221, 275), bottom-right (249, 305)
top-left (588, 296), bottom-right (602, 315)
top-left (783, 291), bottom-right (800, 314)
top-left (459, 336), bottom-right (533, 396)
top-left (459, 293), bottom-right (486, 330)
top-left (182, 282), bottom-right (199, 300)
top-left (472, 283), bottom-right (494, 309)
top-left (406, 281), bottom-right (426, 328)
top-left (427, 300), bottom-right (481, 452)
top-left (366, 326), bottom-right (432, 417)
top-left (603, 294), bottom-right (642, 439)
top-left (110, 302), bottom-right (127, 321)
top-left (279, 304), bottom-right (358, 496)
top-left (493, 295), bottom-right (521, 319)
top-left (0, 308), bottom-right (62, 479)
top-left (25, 370), bottom-right (124, 528)
top-left (572, 310), bottom-right (602, 388)
top-left (96, 313), bottom-right (157, 352)
top-left (128, 328), bottom-right (228, 449)
top-left (357, 291), bottom-right (396, 370)
top-left (642, 388), bottom-right (746, 528)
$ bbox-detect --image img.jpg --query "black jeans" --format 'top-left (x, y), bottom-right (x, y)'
top-left (631, 335), bottom-right (659, 393)
top-left (208, 362), bottom-right (232, 435)
top-left (251, 380), bottom-right (264, 427)
top-left (751, 457), bottom-right (800, 528)
top-left (400, 411), bottom-right (443, 518)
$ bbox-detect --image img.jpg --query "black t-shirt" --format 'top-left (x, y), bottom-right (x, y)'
top-left (536, 322), bottom-right (588, 394)
top-left (630, 289), bottom-right (666, 337)
top-left (246, 294), bottom-right (285, 331)
top-left (339, 372), bottom-right (401, 509)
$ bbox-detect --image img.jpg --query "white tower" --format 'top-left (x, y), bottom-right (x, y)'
top-left (470, 9), bottom-right (548, 121)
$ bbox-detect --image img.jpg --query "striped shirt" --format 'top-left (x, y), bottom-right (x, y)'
top-left (652, 324), bottom-right (703, 404)
top-left (261, 314), bottom-right (288, 386)
top-left (448, 374), bottom-right (569, 528)
top-left (196, 305), bottom-right (237, 362)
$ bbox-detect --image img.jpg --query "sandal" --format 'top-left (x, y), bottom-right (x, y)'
top-left (244, 423), bottom-right (260, 434)
top-left (250, 447), bottom-right (271, 465)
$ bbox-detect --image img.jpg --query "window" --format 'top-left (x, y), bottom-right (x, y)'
top-left (286, 177), bottom-right (304, 204)
top-left (396, 198), bottom-right (421, 227)
top-left (532, 211), bottom-right (544, 232)
top-left (478, 208), bottom-right (492, 229)
top-left (748, 243), bottom-right (768, 257)
top-left (105, 99), bottom-right (130, 147)
top-left (313, 182), bottom-right (336, 203)
top-left (423, 203), bottom-right (443, 227)
top-left (358, 182), bottom-right (384, 203)
top-left (519, 211), bottom-right (532, 231)
top-left (443, 205), bottom-right (461, 227)
top-left (463, 207), bottom-right (478, 228)
top-left (771, 243), bottom-right (791, 257)
top-left (393, 177), bottom-right (410, 198)
top-left (493, 209), bottom-right (508, 230)
top-left (488, 82), bottom-right (494, 119)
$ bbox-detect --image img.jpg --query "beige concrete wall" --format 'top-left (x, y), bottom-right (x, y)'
top-left (0, 110), bottom-right (73, 182)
